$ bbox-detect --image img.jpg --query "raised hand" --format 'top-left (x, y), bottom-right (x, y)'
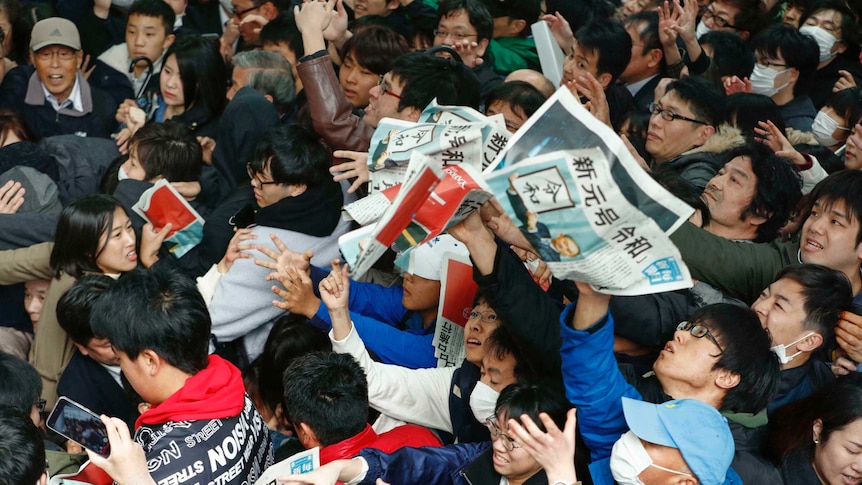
top-left (507, 409), bottom-right (579, 485)
top-left (331, 150), bottom-right (370, 194)
top-left (0, 180), bottom-right (25, 214)
top-left (217, 227), bottom-right (256, 274)
top-left (271, 266), bottom-right (320, 317)
top-left (254, 234), bottom-right (314, 278)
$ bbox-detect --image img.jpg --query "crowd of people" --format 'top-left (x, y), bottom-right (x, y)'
top-left (0, 0), bottom-right (861, 483)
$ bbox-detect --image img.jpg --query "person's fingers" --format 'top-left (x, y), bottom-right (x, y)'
top-left (271, 233), bottom-right (290, 254)
top-left (347, 178), bottom-right (364, 194)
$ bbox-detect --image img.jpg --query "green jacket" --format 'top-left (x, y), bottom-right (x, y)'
top-left (670, 222), bottom-right (797, 305)
top-left (488, 37), bottom-right (540, 76)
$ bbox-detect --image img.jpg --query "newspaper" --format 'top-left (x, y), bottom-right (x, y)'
top-left (431, 252), bottom-right (477, 367)
top-left (349, 153), bottom-right (492, 278)
top-left (486, 148), bottom-right (692, 295)
top-left (484, 88), bottom-right (693, 295)
top-left (366, 101), bottom-right (510, 194)
top-left (484, 87), bottom-right (693, 237)
top-left (253, 447), bottom-right (320, 485)
top-left (131, 179), bottom-right (205, 258)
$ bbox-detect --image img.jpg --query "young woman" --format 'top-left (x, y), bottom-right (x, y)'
top-left (765, 373), bottom-right (862, 485)
top-left (116, 35), bottom-right (227, 149)
top-left (0, 194), bottom-right (137, 407)
top-left (811, 88), bottom-right (862, 152)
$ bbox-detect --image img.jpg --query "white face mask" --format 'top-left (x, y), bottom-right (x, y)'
top-left (771, 332), bottom-right (815, 364)
top-left (469, 381), bottom-right (500, 423)
top-left (610, 431), bottom-right (694, 484)
top-left (812, 111), bottom-right (847, 147)
top-left (695, 20), bottom-right (712, 40)
top-left (800, 25), bottom-right (839, 63)
top-left (117, 165), bottom-right (129, 181)
top-left (749, 64), bottom-right (789, 97)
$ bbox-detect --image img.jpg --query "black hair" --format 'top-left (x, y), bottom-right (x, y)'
top-left (806, 169), bottom-right (862, 245)
top-left (665, 76), bottom-right (725, 127)
top-left (485, 324), bottom-right (548, 383)
top-left (90, 266), bottom-right (210, 375)
top-left (545, 0), bottom-right (615, 33)
top-left (0, 408), bottom-right (45, 485)
top-left (494, 381), bottom-right (571, 433)
top-left (574, 18), bottom-right (632, 84)
top-left (493, 0), bottom-right (542, 37)
top-left (765, 373), bottom-right (862, 463)
top-left (751, 24), bottom-right (819, 98)
top-left (799, 0), bottom-right (861, 60)
top-left (437, 0), bottom-right (494, 42)
top-left (128, 0), bottom-right (176, 37)
top-left (389, 51), bottom-right (481, 110)
top-left (721, 0), bottom-right (770, 35)
top-left (50, 194), bottom-right (129, 280)
top-left (282, 351), bottom-right (367, 447)
top-left (772, 264), bottom-right (852, 343)
top-left (721, 142), bottom-right (802, 242)
top-left (341, 25), bottom-right (409, 75)
top-left (824, 88), bottom-right (862, 133)
top-left (129, 120), bottom-right (203, 182)
top-left (0, 352), bottom-right (41, 414)
top-left (699, 30), bottom-right (756, 81)
top-left (692, 303), bottom-right (781, 413)
top-left (259, 11), bottom-right (305, 59)
top-left (257, 314), bottom-right (332, 414)
top-left (57, 275), bottom-right (115, 346)
top-left (249, 124), bottom-right (331, 188)
top-left (623, 11), bottom-right (664, 70)
top-left (163, 35), bottom-right (227, 123)
top-left (724, 93), bottom-right (786, 140)
top-left (485, 80), bottom-right (547, 124)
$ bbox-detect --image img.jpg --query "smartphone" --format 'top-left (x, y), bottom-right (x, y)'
top-left (46, 397), bottom-right (111, 457)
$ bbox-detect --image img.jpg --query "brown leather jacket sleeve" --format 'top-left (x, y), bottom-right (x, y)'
top-left (298, 54), bottom-right (375, 153)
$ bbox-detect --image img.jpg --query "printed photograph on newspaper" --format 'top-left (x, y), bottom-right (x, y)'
top-left (485, 148), bottom-right (692, 296)
top-left (484, 87), bottom-right (692, 236)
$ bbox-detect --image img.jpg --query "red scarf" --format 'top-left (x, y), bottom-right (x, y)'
top-left (136, 355), bottom-right (245, 429)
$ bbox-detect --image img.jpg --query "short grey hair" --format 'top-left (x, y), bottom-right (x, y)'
top-left (232, 50), bottom-right (291, 70)
top-left (246, 68), bottom-right (296, 115)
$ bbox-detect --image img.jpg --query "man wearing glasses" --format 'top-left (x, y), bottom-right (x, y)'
top-left (643, 76), bottom-right (742, 192)
top-left (559, 281), bottom-right (781, 483)
top-left (0, 18), bottom-right (118, 139)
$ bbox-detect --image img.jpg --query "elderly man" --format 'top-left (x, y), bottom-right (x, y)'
top-left (0, 18), bottom-right (117, 139)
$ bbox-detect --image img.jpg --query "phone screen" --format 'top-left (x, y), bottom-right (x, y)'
top-left (46, 397), bottom-right (111, 457)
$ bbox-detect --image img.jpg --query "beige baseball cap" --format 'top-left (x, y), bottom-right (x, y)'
top-left (30, 18), bottom-right (81, 52)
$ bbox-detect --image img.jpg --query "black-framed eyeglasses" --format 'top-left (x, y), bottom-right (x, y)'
top-left (702, 7), bottom-right (738, 29)
top-left (648, 103), bottom-right (709, 125)
top-left (756, 60), bottom-right (788, 69)
top-left (246, 163), bottom-right (279, 186)
top-left (485, 416), bottom-right (522, 451)
top-left (432, 29), bottom-right (478, 40)
top-left (378, 75), bottom-right (401, 100)
top-left (232, 3), bottom-right (260, 17)
top-left (676, 321), bottom-right (725, 354)
top-left (34, 399), bottom-right (46, 413)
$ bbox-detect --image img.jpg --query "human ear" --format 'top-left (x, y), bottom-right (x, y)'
top-left (596, 72), bottom-right (613, 90)
top-left (715, 369), bottom-right (741, 390)
top-left (813, 418), bottom-right (823, 442)
top-left (797, 333), bottom-right (823, 352)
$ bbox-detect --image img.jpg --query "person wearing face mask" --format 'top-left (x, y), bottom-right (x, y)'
top-left (797, 1), bottom-right (862, 110)
top-left (278, 382), bottom-right (573, 485)
top-left (811, 88), bottom-right (862, 152)
top-left (603, 398), bottom-right (738, 485)
top-left (752, 264), bottom-right (853, 414)
top-left (316, 258), bottom-right (551, 445)
top-left (745, 25), bottom-right (820, 132)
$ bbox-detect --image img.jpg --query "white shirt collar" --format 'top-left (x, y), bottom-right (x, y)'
top-left (40, 74), bottom-right (84, 112)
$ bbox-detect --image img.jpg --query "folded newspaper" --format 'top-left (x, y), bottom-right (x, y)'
top-left (483, 87), bottom-right (695, 296)
top-left (365, 100), bottom-right (510, 194)
top-left (347, 152), bottom-right (492, 278)
top-left (431, 252), bottom-right (477, 368)
top-left (132, 179), bottom-right (205, 259)
top-left (253, 447), bottom-right (320, 485)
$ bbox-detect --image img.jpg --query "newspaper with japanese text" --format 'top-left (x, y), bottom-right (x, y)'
top-left (348, 152), bottom-right (492, 278)
top-left (366, 100), bottom-right (510, 194)
top-left (432, 252), bottom-right (477, 368)
top-left (485, 149), bottom-right (692, 295)
top-left (131, 179), bottom-right (205, 258)
top-left (254, 447), bottom-right (319, 485)
top-left (484, 88), bottom-right (693, 295)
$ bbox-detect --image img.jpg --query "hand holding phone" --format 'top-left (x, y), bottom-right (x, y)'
top-left (46, 397), bottom-right (111, 457)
